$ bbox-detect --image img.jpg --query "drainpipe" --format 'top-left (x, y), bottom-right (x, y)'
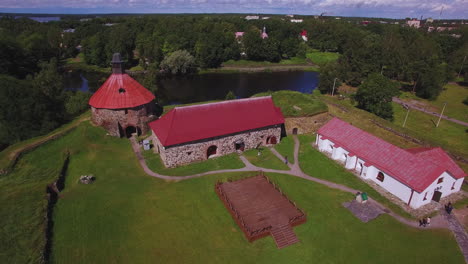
top-left (407, 189), bottom-right (414, 206)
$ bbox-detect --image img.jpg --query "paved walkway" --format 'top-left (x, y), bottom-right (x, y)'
top-left (393, 97), bottom-right (468, 127)
top-left (442, 209), bottom-right (468, 263)
top-left (131, 135), bottom-right (467, 261)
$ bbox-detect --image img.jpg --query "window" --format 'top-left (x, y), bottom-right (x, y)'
top-left (423, 192), bottom-right (427, 201)
top-left (437, 177), bottom-right (444, 184)
top-left (119, 88), bottom-right (126, 93)
top-left (377, 172), bottom-right (385, 182)
top-left (187, 151), bottom-right (192, 155)
top-left (124, 109), bottom-right (128, 115)
top-left (451, 182), bottom-right (456, 190)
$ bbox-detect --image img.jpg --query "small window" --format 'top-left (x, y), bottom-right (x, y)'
top-left (451, 182), bottom-right (456, 190)
top-left (119, 88), bottom-right (126, 93)
top-left (423, 192), bottom-right (427, 201)
top-left (377, 172), bottom-right (385, 182)
top-left (437, 177), bottom-right (444, 184)
top-left (124, 109), bottom-right (128, 114)
top-left (187, 151), bottom-right (192, 155)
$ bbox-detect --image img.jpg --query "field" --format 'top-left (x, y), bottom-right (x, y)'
top-left (1, 121), bottom-right (465, 263)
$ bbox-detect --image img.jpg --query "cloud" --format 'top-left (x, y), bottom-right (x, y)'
top-left (0, 0), bottom-right (466, 18)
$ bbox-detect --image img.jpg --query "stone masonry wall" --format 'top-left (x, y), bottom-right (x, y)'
top-left (91, 103), bottom-right (157, 137)
top-left (151, 125), bottom-right (282, 168)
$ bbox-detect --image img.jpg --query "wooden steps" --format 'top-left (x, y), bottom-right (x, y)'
top-left (270, 225), bottom-right (299, 249)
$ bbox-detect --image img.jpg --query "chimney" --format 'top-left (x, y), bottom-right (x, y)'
top-left (111, 53), bottom-right (123, 74)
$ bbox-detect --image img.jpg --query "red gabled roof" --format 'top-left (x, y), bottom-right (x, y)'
top-left (149, 96), bottom-right (284, 147)
top-left (89, 73), bottom-right (155, 109)
top-left (406, 147), bottom-right (467, 179)
top-left (317, 118), bottom-right (452, 193)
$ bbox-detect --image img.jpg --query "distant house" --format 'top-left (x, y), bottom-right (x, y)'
top-left (406, 19), bottom-right (421, 28)
top-left (62, 28), bottom-right (75, 33)
top-left (262, 17), bottom-right (270, 20)
top-left (261, 26), bottom-right (268, 39)
top-left (235, 32), bottom-right (244, 39)
top-left (316, 118), bottom-right (466, 209)
top-left (290, 19), bottom-right (303, 23)
top-left (149, 97), bottom-right (284, 168)
top-left (426, 17), bottom-right (434, 23)
top-left (300, 30), bottom-right (308, 42)
top-left (245, 15), bottom-right (259, 20)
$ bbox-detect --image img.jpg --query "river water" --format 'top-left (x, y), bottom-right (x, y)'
top-left (64, 70), bottom-right (319, 105)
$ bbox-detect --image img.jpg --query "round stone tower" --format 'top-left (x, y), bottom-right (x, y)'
top-left (89, 53), bottom-right (157, 137)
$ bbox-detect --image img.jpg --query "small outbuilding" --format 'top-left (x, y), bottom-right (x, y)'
top-left (89, 53), bottom-right (157, 137)
top-left (149, 96), bottom-right (284, 167)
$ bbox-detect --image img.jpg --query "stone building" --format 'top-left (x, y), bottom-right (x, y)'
top-left (149, 96), bottom-right (285, 167)
top-left (316, 118), bottom-right (466, 209)
top-left (89, 53), bottom-right (157, 137)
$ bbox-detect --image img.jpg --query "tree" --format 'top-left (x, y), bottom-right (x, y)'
top-left (354, 73), bottom-right (400, 120)
top-left (65, 91), bottom-right (91, 116)
top-left (317, 61), bottom-right (342, 94)
top-left (225, 91), bottom-right (236, 100)
top-left (141, 63), bottom-right (159, 93)
top-left (160, 50), bottom-right (196, 75)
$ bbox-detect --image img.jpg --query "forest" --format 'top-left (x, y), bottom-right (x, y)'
top-left (0, 14), bottom-right (467, 150)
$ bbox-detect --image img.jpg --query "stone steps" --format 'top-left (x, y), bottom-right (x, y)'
top-left (270, 225), bottom-right (299, 249)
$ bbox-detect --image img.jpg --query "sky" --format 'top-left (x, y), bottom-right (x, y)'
top-left (0, 0), bottom-right (467, 19)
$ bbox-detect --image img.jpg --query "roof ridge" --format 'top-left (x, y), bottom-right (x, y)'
top-left (174, 96), bottom-right (272, 111)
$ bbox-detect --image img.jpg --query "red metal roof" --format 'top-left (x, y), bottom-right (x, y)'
top-left (149, 96), bottom-right (284, 147)
top-left (406, 147), bottom-right (467, 179)
top-left (89, 73), bottom-right (155, 109)
top-left (317, 118), bottom-right (454, 193)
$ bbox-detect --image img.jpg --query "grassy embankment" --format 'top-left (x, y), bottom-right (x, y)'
top-left (252, 90), bottom-right (328, 117)
top-left (1, 121), bottom-right (463, 263)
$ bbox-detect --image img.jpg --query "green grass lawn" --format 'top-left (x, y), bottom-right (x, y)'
top-left (1, 121), bottom-right (465, 263)
top-left (274, 136), bottom-right (295, 165)
top-left (306, 50), bottom-right (340, 65)
top-left (252, 90), bottom-right (328, 117)
top-left (142, 150), bottom-right (244, 176)
top-left (398, 83), bottom-right (468, 123)
top-left (243, 148), bottom-right (289, 170)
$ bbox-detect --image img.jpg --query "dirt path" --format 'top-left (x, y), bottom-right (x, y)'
top-left (392, 97), bottom-right (468, 127)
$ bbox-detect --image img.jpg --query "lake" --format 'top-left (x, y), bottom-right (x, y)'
top-left (64, 70), bottom-right (319, 105)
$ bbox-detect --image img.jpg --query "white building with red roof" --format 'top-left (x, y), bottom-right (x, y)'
top-left (149, 96), bottom-right (284, 167)
top-left (89, 53), bottom-right (157, 137)
top-left (316, 118), bottom-right (466, 209)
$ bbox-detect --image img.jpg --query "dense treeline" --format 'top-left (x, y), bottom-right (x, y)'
top-left (0, 17), bottom-right (90, 150)
top-left (0, 14), bottom-right (467, 148)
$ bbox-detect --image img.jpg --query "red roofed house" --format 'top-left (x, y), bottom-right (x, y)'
top-left (89, 53), bottom-right (157, 137)
top-left (149, 96), bottom-right (284, 167)
top-left (316, 118), bottom-right (466, 209)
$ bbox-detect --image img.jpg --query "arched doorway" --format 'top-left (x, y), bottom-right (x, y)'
top-left (125, 126), bottom-right (140, 138)
top-left (266, 136), bottom-right (277, 145)
top-left (292, 128), bottom-right (298, 135)
top-left (207, 145), bottom-right (218, 158)
top-left (234, 140), bottom-right (245, 151)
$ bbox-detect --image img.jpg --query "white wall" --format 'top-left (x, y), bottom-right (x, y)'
top-left (412, 172), bottom-right (464, 208)
top-left (366, 166), bottom-right (413, 206)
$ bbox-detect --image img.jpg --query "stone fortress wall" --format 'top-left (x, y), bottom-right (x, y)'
top-left (91, 103), bottom-right (157, 137)
top-left (152, 125), bottom-right (282, 168)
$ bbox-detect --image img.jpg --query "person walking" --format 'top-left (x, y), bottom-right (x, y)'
top-left (426, 217), bottom-right (431, 227)
top-left (285, 156), bottom-right (288, 165)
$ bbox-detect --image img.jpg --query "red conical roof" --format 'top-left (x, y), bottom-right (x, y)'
top-left (89, 73), bottom-right (155, 109)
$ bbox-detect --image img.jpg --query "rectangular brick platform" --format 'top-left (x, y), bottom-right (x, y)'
top-left (215, 175), bottom-right (306, 248)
